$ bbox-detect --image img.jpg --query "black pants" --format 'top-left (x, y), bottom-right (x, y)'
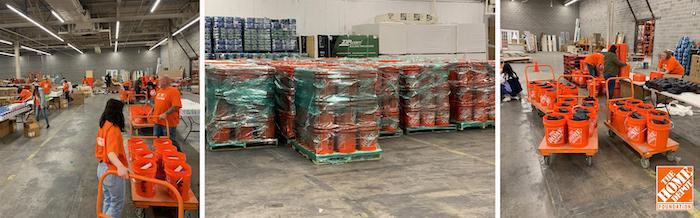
top-left (64, 92), bottom-right (72, 102)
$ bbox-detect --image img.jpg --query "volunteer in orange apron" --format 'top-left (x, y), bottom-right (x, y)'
top-left (18, 86), bottom-right (32, 102)
top-left (95, 99), bottom-right (127, 218)
top-left (62, 79), bottom-right (72, 102)
top-left (152, 76), bottom-right (183, 151)
top-left (658, 50), bottom-right (685, 75)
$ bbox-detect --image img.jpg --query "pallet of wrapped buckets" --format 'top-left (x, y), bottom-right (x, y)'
top-left (290, 65), bottom-right (383, 164)
top-left (397, 63), bottom-right (457, 134)
top-left (205, 61), bottom-right (278, 151)
top-left (447, 61), bottom-right (496, 130)
top-left (127, 138), bottom-right (196, 205)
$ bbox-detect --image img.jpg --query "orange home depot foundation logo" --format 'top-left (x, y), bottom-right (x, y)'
top-left (656, 166), bottom-right (694, 211)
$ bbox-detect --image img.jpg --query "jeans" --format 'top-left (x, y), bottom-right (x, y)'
top-left (97, 162), bottom-right (125, 218)
top-left (64, 92), bottom-right (72, 102)
top-left (154, 124), bottom-right (181, 151)
top-left (587, 64), bottom-right (597, 77)
top-left (501, 84), bottom-right (513, 97)
top-left (35, 106), bottom-right (49, 126)
top-left (604, 73), bottom-right (616, 98)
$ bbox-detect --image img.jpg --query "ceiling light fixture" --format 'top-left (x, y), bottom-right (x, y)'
top-left (68, 43), bottom-right (83, 54)
top-left (6, 4), bottom-right (64, 42)
top-left (0, 52), bottom-right (15, 57)
top-left (172, 17), bottom-right (199, 36)
top-left (149, 38), bottom-right (168, 51)
top-left (21, 46), bottom-right (51, 55)
top-left (51, 10), bottom-right (64, 23)
top-left (114, 41), bottom-right (118, 53)
top-left (564, 0), bottom-right (581, 6)
top-left (115, 21), bottom-right (120, 39)
top-left (150, 0), bottom-right (161, 13)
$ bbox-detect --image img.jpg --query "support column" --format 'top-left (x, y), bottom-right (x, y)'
top-left (14, 42), bottom-right (20, 79)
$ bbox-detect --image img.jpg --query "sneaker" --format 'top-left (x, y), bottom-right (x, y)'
top-left (503, 96), bottom-right (512, 102)
top-left (512, 95), bottom-right (520, 100)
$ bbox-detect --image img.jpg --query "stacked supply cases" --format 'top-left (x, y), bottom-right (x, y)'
top-left (205, 61), bottom-right (277, 149)
top-left (244, 18), bottom-right (272, 52)
top-left (448, 61), bottom-right (496, 124)
top-left (211, 16), bottom-right (243, 53)
top-left (293, 65), bottom-right (382, 157)
top-left (377, 62), bottom-right (402, 135)
top-left (271, 19), bottom-right (298, 52)
top-left (398, 63), bottom-right (453, 131)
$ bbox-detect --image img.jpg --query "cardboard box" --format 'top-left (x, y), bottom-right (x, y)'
top-left (0, 120), bottom-right (13, 138)
top-left (689, 55), bottom-right (700, 81)
top-left (24, 120), bottom-right (40, 138)
top-left (72, 93), bottom-right (85, 105)
top-left (60, 99), bottom-right (68, 108)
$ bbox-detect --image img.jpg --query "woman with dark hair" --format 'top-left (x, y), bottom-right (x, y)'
top-left (501, 63), bottom-right (522, 102)
top-left (95, 99), bottom-right (127, 218)
top-left (33, 86), bottom-right (49, 128)
top-left (603, 45), bottom-right (627, 97)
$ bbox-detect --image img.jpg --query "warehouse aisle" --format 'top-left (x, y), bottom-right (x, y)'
top-left (501, 53), bottom-right (700, 217)
top-left (206, 130), bottom-right (495, 217)
top-left (0, 94), bottom-right (200, 217)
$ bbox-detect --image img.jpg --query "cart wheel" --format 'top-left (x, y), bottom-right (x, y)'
top-left (666, 151), bottom-right (681, 163)
top-left (640, 158), bottom-right (650, 169)
top-left (607, 129), bottom-right (614, 137)
top-left (543, 156), bottom-right (551, 165)
top-left (134, 208), bottom-right (145, 218)
top-left (586, 156), bottom-right (593, 166)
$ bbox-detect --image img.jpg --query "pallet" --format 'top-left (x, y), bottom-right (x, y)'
top-left (290, 141), bottom-right (382, 165)
top-left (379, 130), bottom-right (403, 139)
top-left (207, 139), bottom-right (278, 151)
top-left (401, 125), bottom-right (458, 135)
top-left (451, 121), bottom-right (495, 130)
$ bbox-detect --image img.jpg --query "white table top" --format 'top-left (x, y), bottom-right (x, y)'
top-left (180, 99), bottom-right (199, 117)
top-left (626, 73), bottom-right (700, 108)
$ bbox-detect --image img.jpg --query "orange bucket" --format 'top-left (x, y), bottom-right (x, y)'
top-left (128, 138), bottom-right (145, 147)
top-left (649, 110), bottom-right (669, 121)
top-left (567, 116), bottom-right (590, 147)
top-left (528, 81), bottom-right (540, 101)
top-left (358, 125), bottom-right (379, 151)
top-left (335, 125), bottom-right (357, 154)
top-left (435, 110), bottom-right (450, 126)
top-left (613, 106), bottom-right (633, 134)
top-left (235, 127), bottom-right (254, 140)
top-left (625, 99), bottom-right (643, 108)
top-left (650, 71), bottom-right (663, 80)
top-left (632, 74), bottom-right (646, 82)
top-left (131, 148), bottom-right (156, 161)
top-left (587, 80), bottom-right (597, 97)
top-left (382, 111), bottom-right (400, 132)
top-left (553, 107), bottom-right (572, 119)
top-left (128, 142), bottom-right (150, 160)
top-left (555, 102), bottom-right (575, 111)
top-left (577, 106), bottom-right (598, 134)
top-left (634, 104), bottom-right (654, 116)
top-left (164, 162), bottom-right (192, 201)
top-left (311, 128), bottom-right (334, 155)
top-left (402, 109), bottom-right (421, 128)
top-left (647, 118), bottom-right (671, 150)
top-left (132, 158), bottom-right (157, 198)
top-left (212, 128), bottom-right (231, 143)
top-left (543, 113), bottom-right (567, 146)
top-left (154, 138), bottom-right (173, 148)
top-left (420, 109), bottom-right (436, 127)
top-left (625, 112), bottom-right (647, 144)
top-left (161, 151), bottom-right (187, 168)
top-left (608, 100), bottom-right (627, 123)
top-left (540, 89), bottom-right (556, 108)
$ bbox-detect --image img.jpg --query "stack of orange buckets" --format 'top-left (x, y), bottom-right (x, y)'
top-left (542, 97), bottom-right (599, 147)
top-left (398, 63), bottom-right (452, 129)
top-left (128, 138), bottom-right (192, 201)
top-left (609, 99), bottom-right (672, 150)
top-left (377, 62), bottom-right (401, 135)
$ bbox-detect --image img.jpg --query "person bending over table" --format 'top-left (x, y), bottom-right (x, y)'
top-left (658, 50), bottom-right (685, 75)
top-left (152, 75), bottom-right (183, 151)
top-left (583, 46), bottom-right (605, 77)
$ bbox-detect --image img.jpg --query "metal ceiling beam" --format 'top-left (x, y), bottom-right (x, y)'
top-left (0, 13), bottom-right (189, 28)
top-left (644, 0), bottom-right (655, 20)
top-left (625, 0), bottom-right (637, 21)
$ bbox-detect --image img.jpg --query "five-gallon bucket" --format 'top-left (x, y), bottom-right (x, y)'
top-left (132, 158), bottom-right (157, 198)
top-left (613, 106), bottom-right (633, 133)
top-left (649, 110), bottom-right (669, 121)
top-left (647, 118), bottom-right (671, 151)
top-left (335, 125), bottom-right (358, 153)
top-left (129, 142), bottom-right (151, 161)
top-left (162, 151), bottom-right (187, 168)
top-left (402, 109), bottom-right (421, 128)
top-left (164, 163), bottom-right (192, 201)
top-left (578, 105), bottom-right (598, 134)
top-left (625, 112), bottom-right (647, 144)
top-left (435, 110), bottom-right (451, 126)
top-left (543, 113), bottom-right (567, 146)
top-left (420, 109), bottom-right (436, 127)
top-left (311, 128), bottom-right (334, 155)
top-left (358, 124), bottom-right (379, 151)
top-left (568, 113), bottom-right (590, 147)
top-left (634, 104), bottom-right (654, 117)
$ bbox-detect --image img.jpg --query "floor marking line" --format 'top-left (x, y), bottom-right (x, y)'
top-left (26, 117), bottom-right (71, 160)
top-left (404, 136), bottom-right (495, 165)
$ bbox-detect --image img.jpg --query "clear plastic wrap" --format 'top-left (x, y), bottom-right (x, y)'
top-left (448, 61), bottom-right (496, 123)
top-left (398, 63), bottom-right (451, 129)
top-left (377, 63), bottom-right (401, 133)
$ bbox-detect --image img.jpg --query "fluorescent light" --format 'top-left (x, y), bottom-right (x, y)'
top-left (51, 10), bottom-right (64, 23)
top-left (0, 52), bottom-right (15, 57)
top-left (0, 39), bottom-right (12, 45)
top-left (21, 46), bottom-right (51, 55)
top-left (6, 4), bottom-right (64, 42)
top-left (172, 17), bottom-right (199, 36)
top-left (115, 21), bottom-right (120, 39)
top-left (564, 0), bottom-right (581, 6)
top-left (67, 43), bottom-right (83, 54)
top-left (149, 38), bottom-right (167, 51)
top-left (114, 41), bottom-right (118, 53)
top-left (150, 0), bottom-right (161, 13)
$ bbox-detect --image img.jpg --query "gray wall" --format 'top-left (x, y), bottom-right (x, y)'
top-left (578, 0), bottom-right (608, 38)
top-left (160, 25), bottom-right (200, 78)
top-left (0, 47), bottom-right (159, 83)
top-left (580, 0), bottom-right (700, 65)
top-left (501, 0), bottom-right (579, 37)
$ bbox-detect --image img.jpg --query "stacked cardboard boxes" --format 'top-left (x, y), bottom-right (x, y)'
top-left (271, 19), bottom-right (297, 52)
top-left (244, 18), bottom-right (272, 52)
top-left (688, 54), bottom-right (700, 84)
top-left (24, 117), bottom-right (40, 138)
top-left (0, 119), bottom-right (15, 138)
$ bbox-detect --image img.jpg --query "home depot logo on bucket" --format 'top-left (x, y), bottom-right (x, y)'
top-left (569, 128), bottom-right (582, 144)
top-left (648, 131), bottom-right (657, 145)
top-left (547, 127), bottom-right (564, 144)
top-left (656, 166), bottom-right (694, 211)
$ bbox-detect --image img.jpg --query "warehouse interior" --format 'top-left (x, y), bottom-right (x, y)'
top-left (0, 0), bottom-right (201, 217)
top-left (204, 0), bottom-right (496, 217)
top-left (501, 0), bottom-right (700, 217)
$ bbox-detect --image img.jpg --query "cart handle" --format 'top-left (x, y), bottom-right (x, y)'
top-left (96, 170), bottom-right (184, 218)
top-left (605, 77), bottom-right (635, 102)
top-left (555, 74), bottom-right (595, 100)
top-left (524, 64), bottom-right (556, 84)
top-left (128, 114), bottom-right (171, 139)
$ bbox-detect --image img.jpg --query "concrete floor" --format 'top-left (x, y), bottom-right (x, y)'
top-left (0, 93), bottom-right (200, 217)
top-left (501, 52), bottom-right (700, 217)
top-left (206, 129), bottom-right (495, 217)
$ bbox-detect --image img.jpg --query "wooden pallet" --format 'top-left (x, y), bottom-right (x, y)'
top-left (451, 121), bottom-right (495, 130)
top-left (379, 130), bottom-right (403, 139)
top-left (290, 141), bottom-right (382, 165)
top-left (401, 125), bottom-right (457, 135)
top-left (206, 139), bottom-right (278, 151)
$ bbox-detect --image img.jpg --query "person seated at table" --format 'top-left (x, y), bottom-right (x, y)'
top-left (658, 50), bottom-right (685, 75)
top-left (583, 46), bottom-right (605, 77)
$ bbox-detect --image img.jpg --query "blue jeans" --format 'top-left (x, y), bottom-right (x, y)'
top-left (604, 74), bottom-right (616, 98)
top-left (587, 64), bottom-right (597, 77)
top-left (35, 106), bottom-right (49, 126)
top-left (97, 162), bottom-right (125, 218)
top-left (154, 124), bottom-right (181, 151)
